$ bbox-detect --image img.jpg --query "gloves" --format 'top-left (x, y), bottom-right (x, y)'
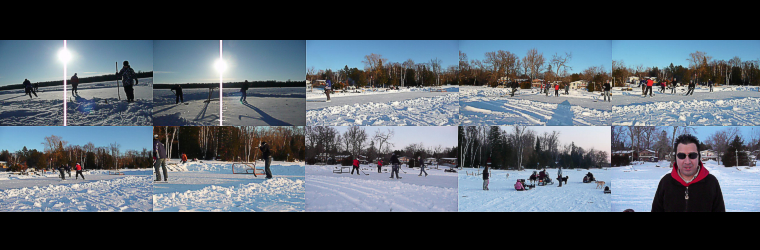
top-left (153, 156), bottom-right (157, 161)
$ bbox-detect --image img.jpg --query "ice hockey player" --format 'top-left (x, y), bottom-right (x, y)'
top-left (685, 80), bottom-right (696, 96)
top-left (23, 78), bottom-right (37, 99)
top-left (75, 163), bottom-right (84, 180)
top-left (603, 80), bottom-right (611, 102)
top-left (708, 79), bottom-right (713, 92)
top-left (240, 80), bottom-right (249, 103)
top-left (171, 84), bottom-right (184, 104)
top-left (351, 157), bottom-right (360, 175)
top-left (482, 165), bottom-right (489, 190)
top-left (71, 73), bottom-right (79, 95)
top-left (116, 61), bottom-right (138, 102)
top-left (324, 80), bottom-right (332, 102)
top-left (258, 141), bottom-right (272, 179)
top-left (377, 159), bottom-right (383, 173)
top-left (389, 152), bottom-right (401, 179)
top-left (417, 156), bottom-right (427, 177)
top-left (153, 134), bottom-right (168, 182)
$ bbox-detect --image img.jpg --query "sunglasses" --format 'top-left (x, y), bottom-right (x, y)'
top-left (676, 153), bottom-right (699, 160)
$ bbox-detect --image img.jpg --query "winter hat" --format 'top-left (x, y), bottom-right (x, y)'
top-left (123, 60), bottom-right (130, 66)
top-left (154, 134), bottom-right (158, 139)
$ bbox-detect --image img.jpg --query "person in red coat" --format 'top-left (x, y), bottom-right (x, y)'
top-left (351, 157), bottom-right (361, 175)
top-left (75, 163), bottom-right (85, 180)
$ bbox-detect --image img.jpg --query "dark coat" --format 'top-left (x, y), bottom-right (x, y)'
top-left (259, 143), bottom-right (271, 159)
top-left (651, 162), bottom-right (725, 212)
top-left (153, 139), bottom-right (167, 159)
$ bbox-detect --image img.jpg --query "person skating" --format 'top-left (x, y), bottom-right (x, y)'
top-left (417, 156), bottom-right (428, 177)
top-left (351, 157), bottom-right (360, 175)
top-left (603, 80), bottom-right (611, 102)
top-left (659, 79), bottom-right (666, 93)
top-left (708, 79), bottom-right (713, 92)
top-left (640, 78), bottom-right (647, 96)
top-left (564, 82), bottom-right (569, 95)
top-left (482, 165), bottom-right (489, 190)
top-left (685, 80), bottom-right (695, 96)
top-left (671, 78), bottom-right (677, 94)
top-left (116, 60), bottom-right (138, 102)
top-left (389, 152), bottom-right (401, 179)
top-left (58, 164), bottom-right (66, 180)
top-left (70, 73), bottom-right (79, 95)
top-left (545, 82), bottom-right (549, 96)
top-left (377, 159), bottom-right (383, 173)
top-left (259, 141), bottom-right (273, 179)
top-left (645, 78), bottom-right (654, 97)
top-left (171, 84), bottom-right (184, 104)
top-left (23, 78), bottom-right (37, 99)
top-left (651, 134), bottom-right (725, 212)
top-left (240, 80), bottom-right (249, 103)
top-left (66, 164), bottom-right (71, 178)
top-left (324, 80), bottom-right (332, 102)
top-left (75, 163), bottom-right (84, 180)
top-left (554, 83), bottom-right (560, 97)
top-left (153, 134), bottom-right (168, 182)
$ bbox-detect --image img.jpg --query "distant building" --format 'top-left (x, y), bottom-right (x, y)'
top-left (701, 150), bottom-right (719, 161)
top-left (0, 161), bottom-right (7, 171)
top-left (569, 80), bottom-right (588, 89)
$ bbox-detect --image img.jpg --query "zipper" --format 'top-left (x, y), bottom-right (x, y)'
top-left (684, 186), bottom-right (689, 212)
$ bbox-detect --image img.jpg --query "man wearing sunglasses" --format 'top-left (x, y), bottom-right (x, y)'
top-left (652, 134), bottom-right (725, 212)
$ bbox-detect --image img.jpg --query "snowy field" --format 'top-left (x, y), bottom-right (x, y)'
top-left (459, 86), bottom-right (611, 126)
top-left (306, 164), bottom-right (458, 212)
top-left (611, 160), bottom-right (760, 212)
top-left (306, 86), bottom-right (459, 126)
top-left (66, 78), bottom-right (153, 126)
top-left (0, 85), bottom-right (64, 126)
top-left (0, 169), bottom-right (153, 211)
top-left (612, 86), bottom-right (760, 126)
top-left (153, 87), bottom-right (305, 126)
top-left (458, 168), bottom-right (611, 212)
top-left (152, 159), bottom-right (305, 212)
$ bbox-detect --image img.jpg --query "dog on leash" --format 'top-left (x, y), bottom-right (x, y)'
top-left (595, 181), bottom-right (606, 189)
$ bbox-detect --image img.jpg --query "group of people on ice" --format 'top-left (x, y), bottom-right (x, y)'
top-left (347, 152), bottom-right (428, 179)
top-left (637, 77), bottom-right (709, 97)
top-left (57, 163), bottom-right (84, 181)
top-left (538, 82), bottom-right (569, 97)
top-left (169, 80), bottom-right (251, 105)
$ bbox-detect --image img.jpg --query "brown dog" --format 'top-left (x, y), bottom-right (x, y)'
top-left (595, 181), bottom-right (606, 189)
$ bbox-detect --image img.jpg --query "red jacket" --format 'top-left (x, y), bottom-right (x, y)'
top-left (670, 161), bottom-right (709, 187)
top-left (76, 164), bottom-right (82, 171)
top-left (353, 159), bottom-right (359, 167)
top-left (377, 160), bottom-right (382, 166)
top-left (554, 84), bottom-right (560, 90)
top-left (647, 79), bottom-right (653, 87)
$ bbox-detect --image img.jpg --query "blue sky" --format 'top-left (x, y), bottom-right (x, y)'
top-left (332, 126), bottom-right (458, 151)
top-left (612, 40), bottom-right (760, 69)
top-left (460, 40), bottom-right (612, 74)
top-left (307, 40), bottom-right (459, 71)
top-left (155, 40), bottom-right (305, 84)
top-left (0, 40), bottom-right (153, 87)
top-left (617, 126), bottom-right (758, 145)
top-left (0, 126), bottom-right (153, 153)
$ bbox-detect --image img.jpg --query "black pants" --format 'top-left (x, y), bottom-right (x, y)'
top-left (59, 169), bottom-right (65, 180)
top-left (76, 170), bottom-right (84, 179)
top-left (351, 166), bottom-right (360, 175)
top-left (391, 164), bottom-right (400, 178)
top-left (26, 88), bottom-right (37, 98)
top-left (176, 93), bottom-right (184, 104)
top-left (671, 86), bottom-right (676, 94)
top-left (124, 85), bottom-right (135, 101)
top-left (265, 157), bottom-right (272, 178)
top-left (709, 86), bottom-right (713, 92)
top-left (72, 84), bottom-right (78, 94)
top-left (377, 165), bottom-right (382, 173)
top-left (555, 90), bottom-right (559, 96)
top-left (645, 86), bottom-right (652, 96)
top-left (686, 88), bottom-right (694, 95)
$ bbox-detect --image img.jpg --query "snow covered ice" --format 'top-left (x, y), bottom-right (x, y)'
top-left (611, 160), bottom-right (760, 212)
top-left (305, 164), bottom-right (458, 212)
top-left (459, 86), bottom-right (611, 126)
top-left (153, 87), bottom-right (305, 126)
top-left (152, 160), bottom-right (305, 212)
top-left (612, 86), bottom-right (760, 126)
top-left (306, 87), bottom-right (459, 126)
top-left (458, 168), bottom-right (611, 212)
top-left (65, 77), bottom-right (153, 126)
top-left (0, 85), bottom-right (64, 126)
top-left (0, 169), bottom-right (153, 212)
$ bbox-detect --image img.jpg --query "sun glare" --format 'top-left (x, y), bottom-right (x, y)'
top-left (58, 48), bottom-right (71, 63)
top-left (215, 59), bottom-right (227, 73)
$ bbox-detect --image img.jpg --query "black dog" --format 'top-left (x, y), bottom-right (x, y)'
top-left (560, 176), bottom-right (568, 185)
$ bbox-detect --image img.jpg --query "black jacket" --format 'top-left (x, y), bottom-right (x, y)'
top-left (482, 169), bottom-right (489, 180)
top-left (652, 173), bottom-right (725, 212)
top-left (259, 143), bottom-right (271, 159)
top-left (603, 83), bottom-right (611, 91)
top-left (390, 154), bottom-right (400, 164)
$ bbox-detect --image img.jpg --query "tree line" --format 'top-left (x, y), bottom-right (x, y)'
top-left (307, 53), bottom-right (458, 89)
top-left (611, 126), bottom-right (759, 167)
top-left (153, 126), bottom-right (305, 162)
top-left (305, 126), bottom-right (457, 167)
top-left (0, 135), bottom-right (150, 172)
top-left (460, 126), bottom-right (609, 170)
top-left (612, 51), bottom-right (760, 87)
top-left (459, 49), bottom-right (611, 91)
top-left (0, 71), bottom-right (153, 91)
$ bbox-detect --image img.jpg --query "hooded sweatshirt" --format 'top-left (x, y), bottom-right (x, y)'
top-left (651, 161), bottom-right (725, 212)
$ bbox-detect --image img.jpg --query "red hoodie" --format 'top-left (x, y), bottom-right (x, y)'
top-left (353, 159), bottom-right (359, 167)
top-left (76, 164), bottom-right (82, 171)
top-left (670, 161), bottom-right (709, 187)
top-left (554, 84), bottom-right (559, 90)
top-left (647, 79), bottom-right (653, 87)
